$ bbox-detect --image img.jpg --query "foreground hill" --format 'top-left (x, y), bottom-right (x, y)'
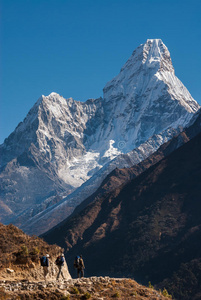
top-left (0, 223), bottom-right (71, 281)
top-left (43, 123), bottom-right (201, 299)
top-left (0, 224), bottom-right (170, 300)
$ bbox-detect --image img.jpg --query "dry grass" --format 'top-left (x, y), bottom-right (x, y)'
top-left (0, 223), bottom-right (171, 299)
top-left (0, 223), bottom-right (61, 271)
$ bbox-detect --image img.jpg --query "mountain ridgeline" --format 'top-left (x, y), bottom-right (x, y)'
top-left (0, 39), bottom-right (199, 235)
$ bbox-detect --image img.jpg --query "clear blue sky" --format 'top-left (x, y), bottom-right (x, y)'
top-left (1, 0), bottom-right (201, 144)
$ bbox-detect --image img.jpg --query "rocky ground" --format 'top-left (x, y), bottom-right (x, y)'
top-left (0, 276), bottom-right (171, 300)
top-left (0, 221), bottom-right (172, 299)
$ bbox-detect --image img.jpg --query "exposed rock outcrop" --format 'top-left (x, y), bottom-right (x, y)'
top-left (0, 277), bottom-right (171, 299)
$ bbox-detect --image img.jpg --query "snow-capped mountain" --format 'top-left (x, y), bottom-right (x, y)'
top-left (17, 126), bottom-right (183, 235)
top-left (0, 39), bottom-right (199, 230)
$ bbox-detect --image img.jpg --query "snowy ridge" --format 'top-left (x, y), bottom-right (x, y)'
top-left (19, 126), bottom-right (183, 235)
top-left (0, 39), bottom-right (200, 232)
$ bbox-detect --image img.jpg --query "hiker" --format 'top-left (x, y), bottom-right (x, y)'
top-left (55, 253), bottom-right (65, 280)
top-left (40, 254), bottom-right (49, 281)
top-left (74, 255), bottom-right (85, 278)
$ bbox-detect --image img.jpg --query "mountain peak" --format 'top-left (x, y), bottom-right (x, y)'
top-left (146, 38), bottom-right (162, 43)
top-left (142, 38), bottom-right (173, 71)
top-left (103, 39), bottom-right (197, 114)
top-left (119, 38), bottom-right (172, 75)
top-left (40, 92), bottom-right (66, 103)
top-left (144, 38), bottom-right (164, 48)
top-left (49, 92), bottom-right (60, 96)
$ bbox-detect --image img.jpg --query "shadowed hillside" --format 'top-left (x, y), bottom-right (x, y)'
top-left (43, 127), bottom-right (201, 300)
top-left (0, 224), bottom-right (171, 299)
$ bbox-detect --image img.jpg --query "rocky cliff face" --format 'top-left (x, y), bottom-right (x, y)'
top-left (0, 39), bottom-right (199, 233)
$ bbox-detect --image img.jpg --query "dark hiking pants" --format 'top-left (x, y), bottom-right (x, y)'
top-left (77, 268), bottom-right (84, 278)
top-left (57, 265), bottom-right (65, 280)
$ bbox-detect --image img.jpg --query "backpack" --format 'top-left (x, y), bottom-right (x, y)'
top-left (79, 257), bottom-right (84, 268)
top-left (55, 256), bottom-right (64, 266)
top-left (74, 256), bottom-right (80, 268)
top-left (40, 256), bottom-right (47, 267)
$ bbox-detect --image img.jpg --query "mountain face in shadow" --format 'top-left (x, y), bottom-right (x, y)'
top-left (43, 111), bottom-right (201, 300)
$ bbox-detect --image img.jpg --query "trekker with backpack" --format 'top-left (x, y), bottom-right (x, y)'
top-left (55, 253), bottom-right (65, 280)
top-left (40, 254), bottom-right (49, 281)
top-left (74, 255), bottom-right (85, 278)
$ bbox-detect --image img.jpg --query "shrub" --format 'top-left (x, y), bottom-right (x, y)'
top-left (21, 245), bottom-right (28, 256)
top-left (162, 288), bottom-right (172, 298)
top-left (130, 291), bottom-right (137, 296)
top-left (29, 247), bottom-right (40, 262)
top-left (70, 286), bottom-right (79, 294)
top-left (82, 292), bottom-right (91, 299)
top-left (32, 247), bottom-right (40, 255)
top-left (148, 281), bottom-right (153, 289)
top-left (14, 245), bottom-right (29, 264)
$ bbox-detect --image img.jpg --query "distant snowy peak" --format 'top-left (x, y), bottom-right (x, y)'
top-left (142, 39), bottom-right (174, 71)
top-left (1, 39), bottom-right (199, 171)
top-left (122, 39), bottom-right (173, 73)
top-left (10, 92), bottom-right (87, 146)
top-left (103, 39), bottom-right (198, 114)
top-left (103, 39), bottom-right (172, 98)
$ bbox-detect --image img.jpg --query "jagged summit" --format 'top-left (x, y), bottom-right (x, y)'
top-left (104, 39), bottom-right (173, 97)
top-left (103, 39), bottom-right (197, 114)
top-left (123, 38), bottom-right (173, 72)
top-left (142, 39), bottom-right (175, 76)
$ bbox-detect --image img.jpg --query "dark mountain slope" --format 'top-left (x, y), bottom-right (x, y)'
top-left (43, 125), bottom-right (201, 300)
